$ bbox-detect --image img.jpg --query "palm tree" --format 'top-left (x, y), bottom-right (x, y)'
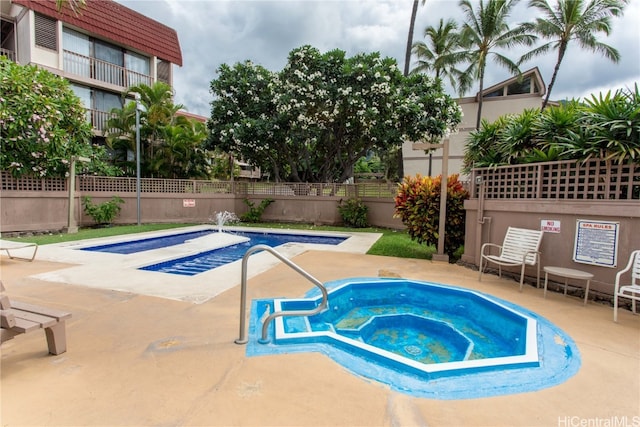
top-left (455, 0), bottom-right (537, 129)
top-left (105, 103), bottom-right (138, 175)
top-left (519, 0), bottom-right (628, 110)
top-left (411, 18), bottom-right (461, 89)
top-left (403, 0), bottom-right (428, 77)
top-left (128, 82), bottom-right (184, 161)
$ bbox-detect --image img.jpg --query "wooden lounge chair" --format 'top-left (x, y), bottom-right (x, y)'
top-left (478, 227), bottom-right (544, 291)
top-left (613, 250), bottom-right (640, 322)
top-left (0, 281), bottom-right (71, 355)
top-left (0, 239), bottom-right (38, 261)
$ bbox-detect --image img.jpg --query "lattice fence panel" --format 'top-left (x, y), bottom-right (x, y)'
top-left (1, 172), bottom-right (66, 191)
top-left (471, 160), bottom-right (639, 200)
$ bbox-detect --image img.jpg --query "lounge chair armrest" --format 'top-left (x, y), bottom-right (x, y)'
top-left (480, 243), bottom-right (502, 255)
top-left (520, 249), bottom-right (541, 263)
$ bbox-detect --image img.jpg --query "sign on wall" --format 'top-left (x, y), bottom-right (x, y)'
top-left (183, 199), bottom-right (196, 208)
top-left (541, 220), bottom-right (561, 233)
top-left (573, 220), bottom-right (619, 267)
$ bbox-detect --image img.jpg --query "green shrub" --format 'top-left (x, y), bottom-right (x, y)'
top-left (394, 174), bottom-right (469, 260)
top-left (82, 196), bottom-right (124, 225)
top-left (338, 198), bottom-right (369, 228)
top-left (241, 198), bottom-right (274, 222)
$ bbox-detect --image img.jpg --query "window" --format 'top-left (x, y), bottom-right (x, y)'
top-left (34, 13), bottom-right (57, 51)
top-left (507, 77), bottom-right (532, 95)
top-left (70, 84), bottom-right (123, 132)
top-left (63, 28), bottom-right (90, 77)
top-left (125, 51), bottom-right (150, 86)
top-left (484, 88), bottom-right (503, 98)
top-left (94, 40), bottom-right (124, 86)
top-left (157, 59), bottom-right (171, 84)
top-left (70, 83), bottom-right (92, 123)
top-left (94, 90), bottom-right (122, 114)
top-left (1, 18), bottom-right (16, 60)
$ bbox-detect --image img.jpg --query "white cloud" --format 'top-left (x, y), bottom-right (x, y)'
top-left (119, 0), bottom-right (640, 116)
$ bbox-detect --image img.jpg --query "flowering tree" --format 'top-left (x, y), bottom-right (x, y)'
top-left (0, 58), bottom-right (117, 177)
top-left (207, 45), bottom-right (462, 182)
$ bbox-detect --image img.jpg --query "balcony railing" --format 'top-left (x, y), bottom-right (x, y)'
top-left (0, 48), bottom-right (16, 62)
top-left (63, 50), bottom-right (152, 88)
top-left (86, 108), bottom-right (118, 134)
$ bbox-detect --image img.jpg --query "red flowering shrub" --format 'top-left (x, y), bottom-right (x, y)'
top-left (394, 174), bottom-right (469, 259)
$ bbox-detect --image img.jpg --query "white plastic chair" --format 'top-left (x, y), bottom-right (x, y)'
top-left (478, 227), bottom-right (544, 291)
top-left (613, 250), bottom-right (640, 322)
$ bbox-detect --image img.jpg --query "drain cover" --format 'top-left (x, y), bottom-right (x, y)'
top-left (405, 345), bottom-right (422, 355)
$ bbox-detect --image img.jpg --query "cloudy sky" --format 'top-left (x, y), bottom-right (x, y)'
top-left (118, 0), bottom-right (640, 117)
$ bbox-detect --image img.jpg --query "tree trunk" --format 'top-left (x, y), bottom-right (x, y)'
top-left (542, 44), bottom-right (567, 111)
top-left (475, 67), bottom-right (485, 130)
top-left (403, 0), bottom-right (420, 77)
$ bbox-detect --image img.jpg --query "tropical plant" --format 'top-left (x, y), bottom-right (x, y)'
top-left (207, 45), bottom-right (462, 183)
top-left (532, 100), bottom-right (583, 149)
top-left (338, 198), bottom-right (369, 228)
top-left (570, 86), bottom-right (640, 162)
top-left (0, 57), bottom-right (116, 178)
top-left (500, 109), bottom-right (540, 163)
top-left (462, 116), bottom-right (509, 172)
top-left (241, 198), bottom-right (274, 223)
top-left (148, 117), bottom-right (210, 179)
top-left (106, 82), bottom-right (208, 179)
top-left (82, 196), bottom-right (124, 225)
top-left (411, 18), bottom-right (462, 90)
top-left (394, 174), bottom-right (469, 260)
top-left (452, 0), bottom-right (537, 129)
top-left (464, 85), bottom-right (640, 167)
top-left (404, 0), bottom-right (428, 76)
top-left (519, 0), bottom-right (628, 110)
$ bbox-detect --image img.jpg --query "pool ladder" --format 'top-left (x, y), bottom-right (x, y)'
top-left (234, 244), bottom-right (328, 345)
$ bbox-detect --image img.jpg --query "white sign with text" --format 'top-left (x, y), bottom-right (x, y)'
top-left (573, 220), bottom-right (619, 267)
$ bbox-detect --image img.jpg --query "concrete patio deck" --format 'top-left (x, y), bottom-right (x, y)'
top-left (1, 247), bottom-right (639, 426)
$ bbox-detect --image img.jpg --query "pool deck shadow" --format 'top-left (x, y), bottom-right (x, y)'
top-left (1, 250), bottom-right (639, 426)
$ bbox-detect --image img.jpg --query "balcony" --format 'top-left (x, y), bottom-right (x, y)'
top-left (87, 108), bottom-right (118, 135)
top-left (0, 47), bottom-right (16, 62)
top-left (64, 50), bottom-right (152, 89)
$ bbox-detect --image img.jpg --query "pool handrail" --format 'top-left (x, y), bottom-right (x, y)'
top-left (235, 244), bottom-right (328, 344)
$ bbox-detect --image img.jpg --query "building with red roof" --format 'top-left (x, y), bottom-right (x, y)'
top-left (1, 0), bottom-right (183, 136)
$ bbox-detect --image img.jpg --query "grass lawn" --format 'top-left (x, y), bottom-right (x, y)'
top-left (4, 222), bottom-right (436, 260)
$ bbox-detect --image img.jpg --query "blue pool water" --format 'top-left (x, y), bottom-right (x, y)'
top-left (137, 231), bottom-right (346, 276)
top-left (246, 277), bottom-right (581, 400)
top-left (80, 230), bottom-right (213, 254)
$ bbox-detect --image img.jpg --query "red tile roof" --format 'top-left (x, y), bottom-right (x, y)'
top-left (176, 110), bottom-right (207, 123)
top-left (12, 0), bottom-right (182, 66)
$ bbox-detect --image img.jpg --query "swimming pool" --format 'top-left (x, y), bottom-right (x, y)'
top-left (139, 231), bottom-right (347, 276)
top-left (246, 277), bottom-right (581, 399)
top-left (78, 229), bottom-right (347, 276)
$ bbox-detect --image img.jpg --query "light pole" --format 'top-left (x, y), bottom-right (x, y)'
top-left (133, 93), bottom-right (144, 226)
top-left (412, 139), bottom-right (450, 262)
top-left (65, 155), bottom-right (90, 234)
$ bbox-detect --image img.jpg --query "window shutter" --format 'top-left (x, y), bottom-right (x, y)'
top-left (34, 13), bottom-right (57, 51)
top-left (157, 60), bottom-right (170, 84)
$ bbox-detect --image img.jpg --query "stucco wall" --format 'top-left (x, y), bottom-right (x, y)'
top-left (462, 199), bottom-right (640, 298)
top-left (0, 191), bottom-right (403, 233)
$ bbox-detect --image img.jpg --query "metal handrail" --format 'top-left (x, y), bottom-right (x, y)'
top-left (234, 244), bottom-right (328, 344)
